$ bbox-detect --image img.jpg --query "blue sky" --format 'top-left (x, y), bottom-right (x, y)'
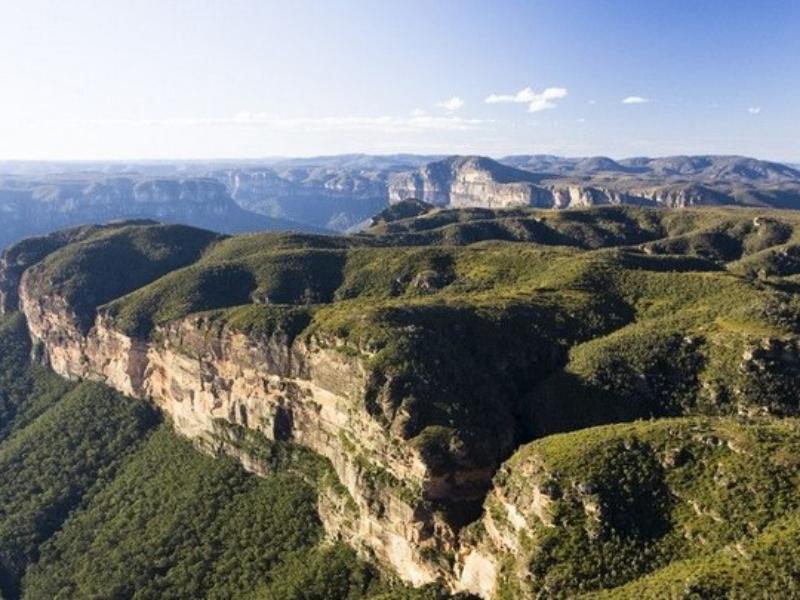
top-left (0, 0), bottom-right (797, 160)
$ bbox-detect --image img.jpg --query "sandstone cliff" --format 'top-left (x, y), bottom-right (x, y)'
top-left (18, 283), bottom-right (469, 587)
top-left (387, 156), bottom-right (547, 208)
top-left (386, 155), bottom-right (800, 211)
top-left (386, 156), bottom-right (653, 209)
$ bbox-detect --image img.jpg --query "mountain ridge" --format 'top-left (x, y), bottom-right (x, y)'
top-left (2, 154), bottom-right (800, 251)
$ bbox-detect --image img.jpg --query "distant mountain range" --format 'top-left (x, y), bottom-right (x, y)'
top-left (1, 154), bottom-right (799, 249)
top-left (389, 155), bottom-right (800, 210)
top-left (0, 175), bottom-right (322, 251)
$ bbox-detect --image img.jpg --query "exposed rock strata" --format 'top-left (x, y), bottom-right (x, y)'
top-left (387, 156), bottom-right (655, 209)
top-left (18, 281), bottom-right (475, 590)
top-left (386, 155), bottom-right (790, 210)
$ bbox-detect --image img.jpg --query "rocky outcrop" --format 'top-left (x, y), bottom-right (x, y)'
top-left (388, 156), bottom-right (548, 208)
top-left (387, 156), bottom-right (656, 210)
top-left (455, 455), bottom-right (560, 598)
top-left (387, 155), bottom-right (800, 212)
top-left (18, 280), bottom-right (471, 589)
top-left (544, 184), bottom-right (647, 208)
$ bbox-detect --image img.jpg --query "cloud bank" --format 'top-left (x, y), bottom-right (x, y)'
top-left (485, 86), bottom-right (568, 112)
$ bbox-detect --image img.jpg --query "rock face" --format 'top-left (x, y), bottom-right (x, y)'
top-left (387, 156), bottom-right (654, 209)
top-left (388, 154), bottom-right (800, 211)
top-left (18, 281), bottom-right (462, 588)
top-left (388, 156), bottom-right (549, 208)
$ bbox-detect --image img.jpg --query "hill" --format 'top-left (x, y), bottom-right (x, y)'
top-left (2, 204), bottom-right (799, 596)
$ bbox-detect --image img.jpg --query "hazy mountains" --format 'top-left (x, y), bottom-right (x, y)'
top-left (389, 154), bottom-right (800, 210)
top-left (1, 153), bottom-right (799, 250)
top-left (0, 175), bottom-right (320, 250)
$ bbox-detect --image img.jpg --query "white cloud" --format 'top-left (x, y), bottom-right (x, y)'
top-left (748, 106), bottom-right (762, 115)
top-left (86, 112), bottom-right (490, 133)
top-left (436, 96), bottom-right (464, 111)
top-left (588, 99), bottom-right (597, 105)
top-left (622, 96), bottom-right (649, 104)
top-left (410, 108), bottom-right (426, 117)
top-left (485, 86), bottom-right (568, 112)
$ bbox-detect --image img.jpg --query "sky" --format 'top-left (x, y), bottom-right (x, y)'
top-left (0, 0), bottom-right (798, 161)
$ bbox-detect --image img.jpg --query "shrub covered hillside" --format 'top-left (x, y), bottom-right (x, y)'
top-left (472, 417), bottom-right (800, 598)
top-left (24, 206), bottom-right (800, 472)
top-left (4, 204), bottom-right (800, 597)
top-left (0, 314), bottom-right (445, 600)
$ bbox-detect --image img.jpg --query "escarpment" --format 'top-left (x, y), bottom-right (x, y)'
top-left (386, 156), bottom-right (653, 209)
top-left (7, 206), bottom-right (800, 597)
top-left (384, 155), bottom-right (789, 211)
top-left (19, 287), bottom-right (463, 586)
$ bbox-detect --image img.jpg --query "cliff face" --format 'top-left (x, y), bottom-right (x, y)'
top-left (18, 281), bottom-right (465, 588)
top-left (388, 156), bottom-right (546, 208)
top-left (386, 155), bottom-right (800, 210)
top-left (387, 156), bottom-right (655, 209)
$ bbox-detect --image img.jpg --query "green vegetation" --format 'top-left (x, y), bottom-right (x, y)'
top-left (370, 198), bottom-right (434, 225)
top-left (0, 381), bottom-right (158, 596)
top-left (589, 511), bottom-right (800, 599)
top-left (26, 223), bottom-right (221, 330)
top-left (23, 426), bottom-right (370, 600)
top-left (0, 314), bottom-right (72, 442)
top-left (490, 417), bottom-right (800, 598)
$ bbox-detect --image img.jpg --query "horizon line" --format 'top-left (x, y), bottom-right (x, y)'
top-left (1, 152), bottom-right (798, 165)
